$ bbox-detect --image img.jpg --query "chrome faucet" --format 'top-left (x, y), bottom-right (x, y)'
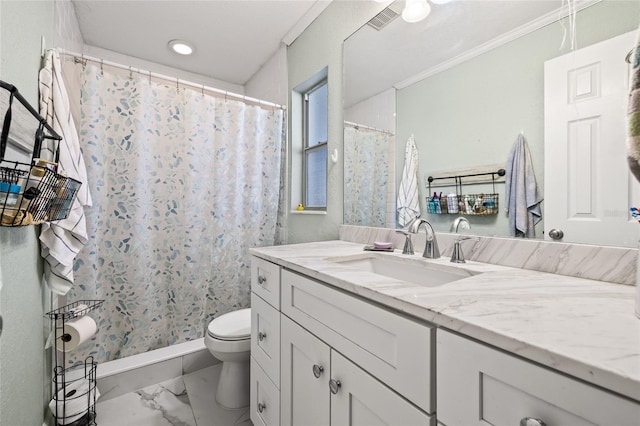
top-left (407, 217), bottom-right (441, 259)
top-left (451, 216), bottom-right (470, 233)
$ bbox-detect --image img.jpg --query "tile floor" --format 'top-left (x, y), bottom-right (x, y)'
top-left (95, 364), bottom-right (252, 426)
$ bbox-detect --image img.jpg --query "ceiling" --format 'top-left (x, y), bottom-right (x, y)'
top-left (72, 0), bottom-right (331, 86)
top-left (344, 0), bottom-right (596, 108)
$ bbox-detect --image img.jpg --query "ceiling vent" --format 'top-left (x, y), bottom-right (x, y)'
top-left (366, 6), bottom-right (400, 31)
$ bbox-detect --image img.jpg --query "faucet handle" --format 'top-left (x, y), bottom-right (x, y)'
top-left (450, 236), bottom-right (478, 264)
top-left (395, 230), bottom-right (414, 255)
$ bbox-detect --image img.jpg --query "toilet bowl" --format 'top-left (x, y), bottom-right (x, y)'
top-left (204, 308), bottom-right (251, 409)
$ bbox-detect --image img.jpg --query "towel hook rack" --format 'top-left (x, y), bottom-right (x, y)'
top-left (426, 168), bottom-right (505, 216)
top-left (427, 168), bottom-right (505, 185)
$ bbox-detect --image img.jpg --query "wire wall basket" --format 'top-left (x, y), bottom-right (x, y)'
top-left (426, 168), bottom-right (504, 216)
top-left (427, 193), bottom-right (499, 215)
top-left (0, 160), bottom-right (81, 226)
top-left (0, 80), bottom-right (82, 226)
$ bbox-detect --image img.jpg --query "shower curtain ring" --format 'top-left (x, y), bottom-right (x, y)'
top-left (100, 59), bottom-right (104, 75)
top-left (129, 66), bottom-right (132, 80)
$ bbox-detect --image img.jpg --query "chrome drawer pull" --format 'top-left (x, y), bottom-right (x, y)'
top-left (258, 331), bottom-right (267, 341)
top-left (329, 379), bottom-right (341, 394)
top-left (258, 402), bottom-right (266, 413)
top-left (520, 417), bottom-right (546, 426)
top-left (312, 364), bottom-right (324, 378)
top-left (257, 275), bottom-right (267, 285)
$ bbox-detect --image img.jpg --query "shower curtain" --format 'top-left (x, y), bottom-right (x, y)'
top-left (67, 63), bottom-right (285, 364)
top-left (343, 126), bottom-right (393, 227)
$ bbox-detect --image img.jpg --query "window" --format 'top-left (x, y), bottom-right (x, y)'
top-left (291, 67), bottom-right (328, 213)
top-left (302, 80), bottom-right (328, 209)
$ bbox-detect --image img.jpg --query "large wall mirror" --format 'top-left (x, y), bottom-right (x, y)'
top-left (343, 0), bottom-right (640, 247)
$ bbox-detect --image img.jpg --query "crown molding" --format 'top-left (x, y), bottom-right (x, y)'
top-left (394, 0), bottom-right (601, 90)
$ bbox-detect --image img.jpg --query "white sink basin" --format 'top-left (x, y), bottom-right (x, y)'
top-left (328, 254), bottom-right (477, 288)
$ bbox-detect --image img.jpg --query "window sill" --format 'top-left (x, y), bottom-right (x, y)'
top-left (289, 209), bottom-right (327, 215)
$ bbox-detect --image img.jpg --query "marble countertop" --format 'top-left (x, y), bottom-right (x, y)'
top-left (250, 240), bottom-right (640, 402)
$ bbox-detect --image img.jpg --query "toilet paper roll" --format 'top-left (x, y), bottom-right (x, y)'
top-left (70, 304), bottom-right (89, 316)
top-left (48, 379), bottom-right (100, 425)
top-left (56, 316), bottom-right (97, 352)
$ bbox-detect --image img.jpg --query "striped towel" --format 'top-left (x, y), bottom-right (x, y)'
top-left (628, 30), bottom-right (640, 182)
top-left (38, 49), bottom-right (92, 295)
top-left (397, 134), bottom-right (421, 227)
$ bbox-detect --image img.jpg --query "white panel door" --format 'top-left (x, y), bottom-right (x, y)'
top-left (280, 315), bottom-right (330, 426)
top-left (330, 350), bottom-right (433, 426)
top-left (544, 30), bottom-right (639, 247)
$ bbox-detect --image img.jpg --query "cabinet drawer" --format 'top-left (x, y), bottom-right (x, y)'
top-left (251, 257), bottom-right (281, 309)
top-left (281, 269), bottom-right (434, 413)
top-left (250, 357), bottom-right (280, 426)
top-left (437, 330), bottom-right (640, 426)
top-left (251, 292), bottom-right (280, 387)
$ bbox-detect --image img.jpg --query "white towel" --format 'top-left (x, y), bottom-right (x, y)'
top-left (38, 50), bottom-right (92, 294)
top-left (397, 134), bottom-right (421, 227)
top-left (505, 134), bottom-right (542, 238)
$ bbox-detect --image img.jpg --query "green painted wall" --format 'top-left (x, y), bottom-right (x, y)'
top-left (0, 1), bottom-right (54, 425)
top-left (286, 1), bottom-right (385, 243)
top-left (396, 1), bottom-right (640, 237)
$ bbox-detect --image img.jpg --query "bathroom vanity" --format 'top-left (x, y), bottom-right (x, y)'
top-left (248, 240), bottom-right (640, 426)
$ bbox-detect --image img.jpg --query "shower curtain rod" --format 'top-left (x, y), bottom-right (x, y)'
top-left (56, 50), bottom-right (286, 111)
top-left (344, 120), bottom-right (394, 135)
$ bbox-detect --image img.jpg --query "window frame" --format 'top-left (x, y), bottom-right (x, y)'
top-left (301, 78), bottom-right (328, 210)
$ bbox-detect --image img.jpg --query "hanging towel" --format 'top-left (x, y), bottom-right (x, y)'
top-left (397, 134), bottom-right (421, 226)
top-left (505, 134), bottom-right (542, 238)
top-left (627, 30), bottom-right (640, 182)
top-left (38, 49), bottom-right (92, 294)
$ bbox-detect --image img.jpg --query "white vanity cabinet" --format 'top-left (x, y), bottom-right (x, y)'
top-left (279, 268), bottom-right (435, 425)
top-left (280, 315), bottom-right (433, 425)
top-left (249, 255), bottom-right (435, 426)
top-left (250, 257), bottom-right (281, 426)
top-left (437, 330), bottom-right (640, 426)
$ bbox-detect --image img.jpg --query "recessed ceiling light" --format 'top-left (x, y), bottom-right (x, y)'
top-left (168, 40), bottom-right (194, 55)
top-left (402, 0), bottom-right (431, 23)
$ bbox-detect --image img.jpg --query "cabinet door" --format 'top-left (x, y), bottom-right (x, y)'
top-left (280, 315), bottom-right (331, 426)
top-left (330, 350), bottom-right (434, 426)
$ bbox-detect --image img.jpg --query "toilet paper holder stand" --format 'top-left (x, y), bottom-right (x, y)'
top-left (46, 299), bottom-right (104, 426)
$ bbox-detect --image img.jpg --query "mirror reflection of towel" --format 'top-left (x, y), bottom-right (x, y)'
top-left (628, 31), bottom-right (640, 182)
top-left (505, 134), bottom-right (542, 238)
top-left (397, 134), bottom-right (420, 226)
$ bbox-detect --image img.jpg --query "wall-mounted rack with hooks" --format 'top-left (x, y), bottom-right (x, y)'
top-left (0, 80), bottom-right (81, 226)
top-left (426, 166), bottom-right (505, 216)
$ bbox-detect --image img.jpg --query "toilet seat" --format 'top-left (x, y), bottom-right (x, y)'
top-left (207, 308), bottom-right (251, 340)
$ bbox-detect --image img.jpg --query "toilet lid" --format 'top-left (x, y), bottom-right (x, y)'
top-left (207, 308), bottom-right (251, 340)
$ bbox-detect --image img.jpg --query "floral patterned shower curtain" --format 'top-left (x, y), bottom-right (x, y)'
top-left (67, 63), bottom-right (285, 363)
top-left (343, 125), bottom-right (393, 227)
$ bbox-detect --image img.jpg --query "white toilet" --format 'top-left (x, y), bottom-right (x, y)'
top-left (204, 308), bottom-right (251, 409)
